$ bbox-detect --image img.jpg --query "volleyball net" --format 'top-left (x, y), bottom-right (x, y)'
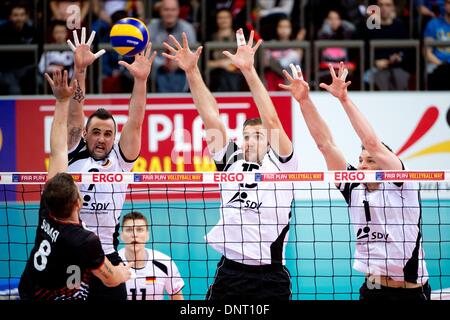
top-left (0, 170), bottom-right (449, 300)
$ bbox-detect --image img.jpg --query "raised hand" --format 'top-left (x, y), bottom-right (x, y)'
top-left (119, 42), bottom-right (156, 81)
top-left (319, 62), bottom-right (351, 100)
top-left (67, 27), bottom-right (105, 72)
top-left (279, 64), bottom-right (310, 102)
top-left (45, 70), bottom-right (77, 102)
top-left (222, 28), bottom-right (263, 73)
top-left (162, 32), bottom-right (202, 72)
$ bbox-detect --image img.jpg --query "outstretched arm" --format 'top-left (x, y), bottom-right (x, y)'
top-left (67, 28), bottom-right (105, 150)
top-left (320, 62), bottom-right (402, 170)
top-left (45, 70), bottom-right (77, 180)
top-left (223, 29), bottom-right (292, 156)
top-left (280, 65), bottom-right (346, 171)
top-left (118, 43), bottom-right (156, 161)
top-left (162, 33), bottom-right (227, 153)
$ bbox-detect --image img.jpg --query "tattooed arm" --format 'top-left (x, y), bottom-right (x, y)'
top-left (67, 28), bottom-right (105, 150)
top-left (91, 257), bottom-right (133, 287)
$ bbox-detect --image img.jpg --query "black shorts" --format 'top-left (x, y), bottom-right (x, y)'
top-left (359, 280), bottom-right (431, 301)
top-left (206, 256), bottom-right (291, 301)
top-left (88, 251), bottom-right (127, 301)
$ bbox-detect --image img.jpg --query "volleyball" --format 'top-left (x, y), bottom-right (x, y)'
top-left (110, 17), bottom-right (149, 57)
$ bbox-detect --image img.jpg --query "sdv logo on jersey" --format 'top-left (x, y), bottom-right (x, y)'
top-left (356, 226), bottom-right (389, 241)
top-left (227, 191), bottom-right (262, 210)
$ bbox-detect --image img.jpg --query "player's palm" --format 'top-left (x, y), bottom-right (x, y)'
top-left (222, 29), bottom-right (262, 72)
top-left (74, 45), bottom-right (97, 70)
top-left (174, 48), bottom-right (199, 72)
top-left (45, 70), bottom-right (77, 102)
top-left (319, 62), bottom-right (351, 100)
top-left (162, 33), bottom-right (202, 72)
top-left (119, 43), bottom-right (156, 81)
top-left (279, 68), bottom-right (310, 101)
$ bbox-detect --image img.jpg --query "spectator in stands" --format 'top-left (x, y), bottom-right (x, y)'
top-left (38, 20), bottom-right (74, 92)
top-left (0, 1), bottom-right (36, 94)
top-left (256, 0), bottom-right (294, 40)
top-left (263, 18), bottom-right (304, 91)
top-left (317, 10), bottom-right (356, 85)
top-left (416, 0), bottom-right (446, 19)
top-left (92, 0), bottom-right (144, 42)
top-left (148, 0), bottom-right (197, 92)
top-left (365, 0), bottom-right (411, 90)
top-left (424, 0), bottom-right (450, 90)
top-left (207, 8), bottom-right (243, 92)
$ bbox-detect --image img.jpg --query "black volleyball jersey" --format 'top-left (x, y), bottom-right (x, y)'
top-left (19, 199), bottom-right (105, 300)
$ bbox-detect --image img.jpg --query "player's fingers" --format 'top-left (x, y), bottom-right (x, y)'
top-left (81, 27), bottom-right (86, 44)
top-left (161, 52), bottom-right (176, 60)
top-left (344, 80), bottom-right (352, 88)
top-left (195, 46), bottom-right (203, 57)
top-left (67, 39), bottom-right (76, 52)
top-left (296, 65), bottom-right (304, 80)
top-left (169, 34), bottom-right (182, 49)
top-left (44, 73), bottom-right (54, 87)
top-left (182, 32), bottom-right (189, 49)
top-left (144, 42), bottom-right (152, 59)
top-left (222, 50), bottom-right (233, 59)
top-left (340, 68), bottom-right (349, 81)
top-left (163, 41), bottom-right (177, 53)
top-left (148, 51), bottom-right (157, 63)
top-left (282, 69), bottom-right (294, 82)
top-left (253, 39), bottom-right (263, 52)
top-left (328, 63), bottom-right (337, 79)
top-left (319, 83), bottom-right (330, 90)
top-left (118, 60), bottom-right (131, 69)
top-left (93, 49), bottom-right (106, 60)
top-left (289, 64), bottom-right (298, 79)
top-left (236, 28), bottom-right (246, 47)
top-left (62, 70), bottom-right (68, 86)
top-left (278, 83), bottom-right (291, 91)
top-left (248, 30), bottom-right (254, 47)
top-left (73, 30), bottom-right (80, 47)
top-left (70, 79), bottom-right (78, 92)
top-left (86, 30), bottom-right (96, 47)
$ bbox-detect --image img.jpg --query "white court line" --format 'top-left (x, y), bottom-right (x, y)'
top-left (431, 288), bottom-right (450, 300)
top-left (39, 103), bottom-right (250, 112)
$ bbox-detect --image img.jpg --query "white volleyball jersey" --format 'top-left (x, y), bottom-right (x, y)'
top-left (118, 248), bottom-right (185, 300)
top-left (339, 164), bottom-right (429, 284)
top-left (206, 141), bottom-right (299, 266)
top-left (68, 139), bottom-right (135, 254)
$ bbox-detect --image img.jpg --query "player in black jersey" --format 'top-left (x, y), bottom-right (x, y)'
top-left (19, 70), bottom-right (132, 300)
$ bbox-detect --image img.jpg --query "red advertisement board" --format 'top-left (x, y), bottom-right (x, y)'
top-left (15, 94), bottom-right (292, 173)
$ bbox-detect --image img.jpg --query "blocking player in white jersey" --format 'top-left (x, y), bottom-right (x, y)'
top-left (65, 28), bottom-right (156, 300)
top-left (118, 212), bottom-right (184, 300)
top-left (162, 30), bottom-right (299, 300)
top-left (280, 62), bottom-right (431, 300)
top-left (19, 70), bottom-right (132, 300)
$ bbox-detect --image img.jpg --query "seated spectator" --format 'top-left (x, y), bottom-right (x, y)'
top-left (207, 8), bottom-right (244, 92)
top-left (256, 0), bottom-right (294, 40)
top-left (263, 18), bottom-right (304, 91)
top-left (424, 0), bottom-right (450, 90)
top-left (365, 0), bottom-right (411, 90)
top-left (38, 20), bottom-right (74, 92)
top-left (317, 10), bottom-right (357, 85)
top-left (148, 0), bottom-right (196, 92)
top-left (0, 1), bottom-right (36, 95)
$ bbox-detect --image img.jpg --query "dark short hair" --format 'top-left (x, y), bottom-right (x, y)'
top-left (361, 142), bottom-right (393, 153)
top-left (9, 1), bottom-right (29, 15)
top-left (86, 108), bottom-right (116, 132)
top-left (122, 212), bottom-right (148, 229)
top-left (243, 118), bottom-right (262, 130)
top-left (42, 173), bottom-right (79, 219)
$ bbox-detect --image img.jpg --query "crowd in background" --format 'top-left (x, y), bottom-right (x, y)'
top-left (0, 0), bottom-right (449, 95)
